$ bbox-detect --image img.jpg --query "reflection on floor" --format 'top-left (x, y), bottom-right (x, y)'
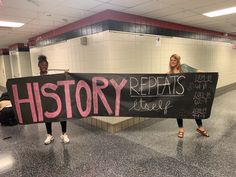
top-left (0, 90), bottom-right (235, 177)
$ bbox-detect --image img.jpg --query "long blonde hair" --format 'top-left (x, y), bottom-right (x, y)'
top-left (169, 54), bottom-right (182, 74)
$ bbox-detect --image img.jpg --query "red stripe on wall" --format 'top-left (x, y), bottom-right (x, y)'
top-left (0, 48), bottom-right (9, 55)
top-left (8, 43), bottom-right (29, 51)
top-left (28, 10), bottom-right (236, 45)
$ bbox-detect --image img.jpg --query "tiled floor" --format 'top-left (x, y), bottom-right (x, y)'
top-left (0, 90), bottom-right (235, 177)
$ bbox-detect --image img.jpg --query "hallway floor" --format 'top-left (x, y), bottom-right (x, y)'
top-left (0, 90), bottom-right (235, 177)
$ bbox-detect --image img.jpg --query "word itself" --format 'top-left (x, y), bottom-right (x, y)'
top-left (129, 98), bottom-right (172, 115)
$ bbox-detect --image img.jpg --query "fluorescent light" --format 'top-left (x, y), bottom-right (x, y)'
top-left (203, 6), bottom-right (236, 17)
top-left (0, 21), bottom-right (24, 27)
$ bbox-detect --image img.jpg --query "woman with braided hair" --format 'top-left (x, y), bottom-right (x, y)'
top-left (38, 55), bottom-right (70, 145)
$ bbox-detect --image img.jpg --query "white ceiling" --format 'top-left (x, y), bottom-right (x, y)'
top-left (0, 0), bottom-right (236, 48)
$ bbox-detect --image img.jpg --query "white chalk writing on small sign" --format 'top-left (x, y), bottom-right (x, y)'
top-left (192, 107), bottom-right (207, 119)
top-left (191, 74), bottom-right (214, 118)
top-left (193, 91), bottom-right (211, 105)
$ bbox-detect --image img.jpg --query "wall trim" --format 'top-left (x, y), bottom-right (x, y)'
top-left (0, 49), bottom-right (9, 55)
top-left (215, 82), bottom-right (236, 97)
top-left (28, 10), bottom-right (236, 47)
top-left (8, 43), bottom-right (29, 52)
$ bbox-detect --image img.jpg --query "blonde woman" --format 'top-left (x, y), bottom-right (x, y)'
top-left (168, 54), bottom-right (209, 138)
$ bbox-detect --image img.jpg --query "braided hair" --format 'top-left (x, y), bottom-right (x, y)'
top-left (38, 55), bottom-right (48, 66)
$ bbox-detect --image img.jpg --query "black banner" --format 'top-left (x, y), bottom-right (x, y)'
top-left (6, 73), bottom-right (218, 124)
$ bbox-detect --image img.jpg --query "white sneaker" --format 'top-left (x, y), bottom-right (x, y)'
top-left (60, 133), bottom-right (70, 144)
top-left (44, 134), bottom-right (54, 145)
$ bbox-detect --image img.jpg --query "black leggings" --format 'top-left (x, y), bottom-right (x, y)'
top-left (45, 121), bottom-right (67, 135)
top-left (176, 118), bottom-right (202, 128)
